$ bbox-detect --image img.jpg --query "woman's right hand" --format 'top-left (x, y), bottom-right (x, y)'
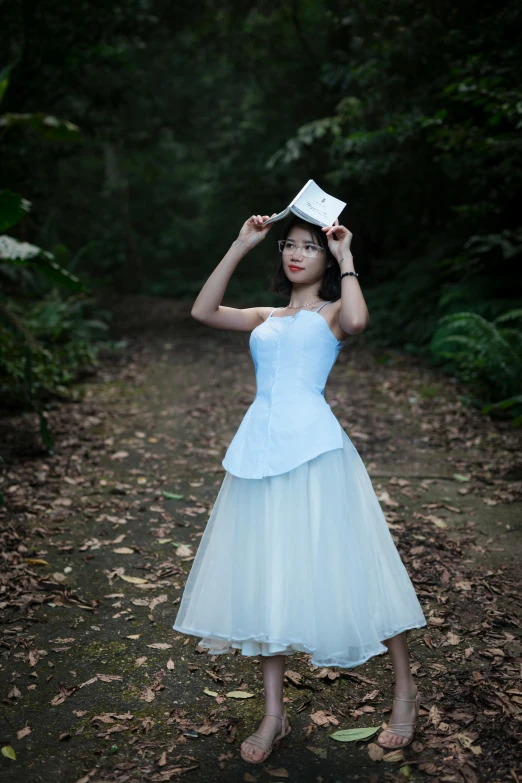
top-left (236, 214), bottom-right (277, 250)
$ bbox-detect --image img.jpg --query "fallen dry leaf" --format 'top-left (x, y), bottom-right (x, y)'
top-left (284, 670), bottom-right (303, 687)
top-left (16, 726), bottom-right (31, 740)
top-left (140, 686), bottom-right (155, 702)
top-left (429, 704), bottom-right (442, 727)
top-left (120, 574), bottom-right (149, 585)
top-left (149, 594), bottom-right (168, 611)
top-left (368, 742), bottom-right (384, 761)
top-left (174, 544), bottom-right (193, 557)
top-left (383, 748), bottom-right (405, 762)
top-left (310, 710), bottom-right (339, 727)
top-left (446, 631), bottom-right (462, 645)
top-left (96, 673), bottom-right (123, 683)
top-left (28, 649), bottom-right (39, 667)
top-left (377, 490), bottom-right (399, 507)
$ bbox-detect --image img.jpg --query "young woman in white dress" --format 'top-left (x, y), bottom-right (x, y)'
top-left (176, 213), bottom-right (426, 764)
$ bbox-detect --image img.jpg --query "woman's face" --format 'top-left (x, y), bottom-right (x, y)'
top-left (281, 226), bottom-right (327, 284)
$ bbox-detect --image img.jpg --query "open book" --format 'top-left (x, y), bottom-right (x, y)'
top-left (264, 179), bottom-right (346, 228)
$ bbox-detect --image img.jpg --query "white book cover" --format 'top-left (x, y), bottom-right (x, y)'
top-left (264, 179), bottom-right (346, 228)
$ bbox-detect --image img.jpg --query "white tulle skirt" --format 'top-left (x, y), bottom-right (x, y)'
top-left (172, 429), bottom-right (427, 669)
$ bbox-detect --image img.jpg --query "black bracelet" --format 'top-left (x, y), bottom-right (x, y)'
top-left (340, 271), bottom-right (359, 279)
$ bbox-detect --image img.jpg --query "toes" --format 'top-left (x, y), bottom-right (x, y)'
top-left (379, 730), bottom-right (396, 745)
top-left (242, 742), bottom-right (263, 761)
top-left (379, 730), bottom-right (406, 747)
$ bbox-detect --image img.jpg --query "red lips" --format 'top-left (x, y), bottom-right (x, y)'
top-left (288, 265), bottom-right (304, 271)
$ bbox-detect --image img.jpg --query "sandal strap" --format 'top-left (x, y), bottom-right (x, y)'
top-left (381, 693), bottom-right (419, 740)
top-left (383, 725), bottom-right (413, 738)
top-left (245, 734), bottom-right (271, 751)
top-left (242, 713), bottom-right (287, 755)
top-left (384, 723), bottom-right (415, 731)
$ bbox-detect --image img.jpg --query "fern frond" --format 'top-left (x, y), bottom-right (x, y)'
top-left (431, 309), bottom-right (522, 402)
top-left (495, 309), bottom-right (522, 325)
top-left (482, 395), bottom-right (522, 413)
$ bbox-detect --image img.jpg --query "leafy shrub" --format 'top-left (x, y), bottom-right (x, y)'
top-left (430, 310), bottom-right (522, 418)
top-left (0, 71), bottom-right (107, 480)
top-left (0, 292), bottom-right (109, 410)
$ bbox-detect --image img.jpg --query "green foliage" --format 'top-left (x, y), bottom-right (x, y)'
top-left (0, 185), bottom-right (95, 432)
top-left (265, 0), bottom-right (522, 414)
top-left (0, 67), bottom-right (106, 450)
top-left (1, 0), bottom-right (521, 422)
top-left (0, 66), bottom-right (11, 106)
top-left (430, 310), bottom-right (522, 416)
top-left (0, 292), bottom-right (108, 409)
top-left (0, 62), bottom-right (81, 144)
top-left (0, 112), bottom-right (80, 142)
top-left (0, 234), bottom-right (86, 291)
top-left (0, 190), bottom-right (31, 232)
top-left (482, 395), bottom-right (522, 428)
top-left (0, 0), bottom-right (337, 290)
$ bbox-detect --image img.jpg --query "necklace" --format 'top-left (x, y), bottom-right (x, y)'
top-left (287, 298), bottom-right (323, 310)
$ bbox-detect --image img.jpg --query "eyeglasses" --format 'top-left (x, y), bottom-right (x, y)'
top-left (278, 240), bottom-right (324, 259)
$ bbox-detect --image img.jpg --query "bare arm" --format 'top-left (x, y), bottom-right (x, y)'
top-left (191, 213), bottom-right (276, 332)
top-left (322, 221), bottom-right (370, 335)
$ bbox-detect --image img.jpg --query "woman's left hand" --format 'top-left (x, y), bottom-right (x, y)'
top-left (322, 219), bottom-right (353, 264)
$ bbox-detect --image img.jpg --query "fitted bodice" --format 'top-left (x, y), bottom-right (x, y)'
top-left (222, 302), bottom-right (347, 479)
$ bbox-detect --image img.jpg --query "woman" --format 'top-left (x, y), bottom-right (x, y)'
top-left (173, 212), bottom-right (427, 764)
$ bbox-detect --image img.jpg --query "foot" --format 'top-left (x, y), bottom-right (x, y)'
top-left (240, 710), bottom-right (289, 763)
top-left (377, 684), bottom-right (420, 748)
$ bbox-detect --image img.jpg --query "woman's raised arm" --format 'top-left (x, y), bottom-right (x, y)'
top-left (191, 214), bottom-right (276, 332)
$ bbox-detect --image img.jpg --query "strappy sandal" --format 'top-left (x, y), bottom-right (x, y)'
top-left (376, 689), bottom-right (421, 749)
top-left (240, 711), bottom-right (291, 764)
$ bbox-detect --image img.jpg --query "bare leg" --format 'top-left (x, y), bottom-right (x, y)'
top-left (377, 630), bottom-right (419, 747)
top-left (240, 654), bottom-right (289, 762)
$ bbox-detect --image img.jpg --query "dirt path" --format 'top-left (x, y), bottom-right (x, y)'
top-left (1, 297), bottom-right (521, 783)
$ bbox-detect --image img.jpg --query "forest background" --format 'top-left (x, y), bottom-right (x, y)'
top-left (1, 0), bottom-right (521, 439)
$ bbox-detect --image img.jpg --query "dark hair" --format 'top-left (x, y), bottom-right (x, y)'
top-left (268, 216), bottom-right (341, 300)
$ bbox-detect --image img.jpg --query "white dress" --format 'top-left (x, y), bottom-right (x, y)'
top-left (172, 301), bottom-right (427, 668)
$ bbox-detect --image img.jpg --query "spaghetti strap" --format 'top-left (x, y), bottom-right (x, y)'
top-left (315, 300), bottom-right (333, 313)
top-left (268, 307), bottom-right (280, 318)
